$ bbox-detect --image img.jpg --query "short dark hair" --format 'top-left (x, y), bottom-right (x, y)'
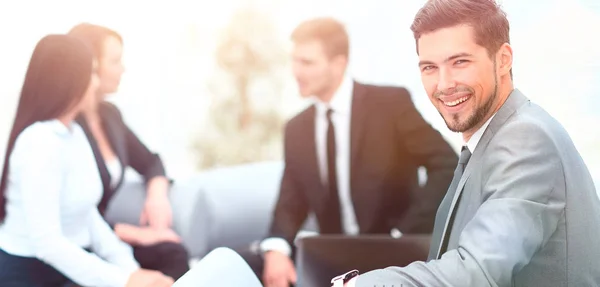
top-left (0, 34), bottom-right (94, 221)
top-left (410, 0), bottom-right (510, 57)
top-left (68, 23), bottom-right (123, 58)
top-left (291, 17), bottom-right (349, 58)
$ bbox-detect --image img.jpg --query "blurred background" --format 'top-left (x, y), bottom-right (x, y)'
top-left (0, 0), bottom-right (599, 189)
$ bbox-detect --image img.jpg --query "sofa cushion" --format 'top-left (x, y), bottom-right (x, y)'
top-left (192, 161), bottom-right (284, 252)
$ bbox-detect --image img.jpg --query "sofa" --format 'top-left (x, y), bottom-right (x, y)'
top-left (104, 160), bottom-right (317, 260)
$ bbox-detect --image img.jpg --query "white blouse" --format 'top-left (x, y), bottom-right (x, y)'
top-left (106, 158), bottom-right (123, 189)
top-left (0, 120), bottom-right (139, 287)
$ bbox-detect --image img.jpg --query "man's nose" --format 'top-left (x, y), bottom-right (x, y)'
top-left (437, 68), bottom-right (456, 92)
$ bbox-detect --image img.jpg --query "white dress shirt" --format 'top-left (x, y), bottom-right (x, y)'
top-left (0, 120), bottom-right (139, 287)
top-left (313, 74), bottom-right (358, 235)
top-left (261, 74), bottom-right (359, 256)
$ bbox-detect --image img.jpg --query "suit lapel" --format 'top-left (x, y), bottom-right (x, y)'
top-left (348, 83), bottom-right (373, 231)
top-left (100, 107), bottom-right (128, 175)
top-left (98, 105), bottom-right (129, 190)
top-left (77, 115), bottom-right (112, 194)
top-left (350, 82), bottom-right (368, 176)
top-left (436, 89), bottom-right (529, 257)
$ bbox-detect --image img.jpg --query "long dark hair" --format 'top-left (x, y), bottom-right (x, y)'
top-left (0, 34), bottom-right (94, 221)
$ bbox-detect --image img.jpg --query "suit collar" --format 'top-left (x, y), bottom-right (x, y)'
top-left (466, 114), bottom-right (495, 153)
top-left (454, 89), bottom-right (529, 215)
top-left (485, 89), bottom-right (528, 137)
top-left (463, 88), bottom-right (528, 153)
top-left (312, 73), bottom-right (354, 116)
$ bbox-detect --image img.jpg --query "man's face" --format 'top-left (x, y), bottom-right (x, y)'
top-left (418, 25), bottom-right (499, 135)
top-left (98, 35), bottom-right (124, 95)
top-left (291, 40), bottom-right (338, 98)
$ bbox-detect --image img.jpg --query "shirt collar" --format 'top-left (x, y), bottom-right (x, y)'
top-left (48, 119), bottom-right (75, 136)
top-left (465, 114), bottom-right (495, 153)
top-left (312, 72), bottom-right (354, 115)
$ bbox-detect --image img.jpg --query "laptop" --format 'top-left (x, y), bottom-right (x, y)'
top-left (295, 234), bottom-right (431, 287)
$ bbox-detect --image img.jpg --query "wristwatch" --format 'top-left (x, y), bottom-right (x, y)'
top-left (331, 269), bottom-right (359, 287)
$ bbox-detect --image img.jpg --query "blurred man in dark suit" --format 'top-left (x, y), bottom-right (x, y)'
top-left (242, 17), bottom-right (458, 287)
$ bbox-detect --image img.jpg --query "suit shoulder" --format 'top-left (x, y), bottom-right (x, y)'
top-left (497, 102), bottom-right (568, 142)
top-left (487, 103), bottom-right (570, 162)
top-left (98, 101), bottom-right (124, 120)
top-left (360, 83), bottom-right (412, 103)
top-left (284, 105), bottom-right (313, 133)
top-left (358, 83), bottom-right (417, 115)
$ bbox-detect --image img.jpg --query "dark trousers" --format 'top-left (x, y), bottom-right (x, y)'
top-left (133, 241), bottom-right (190, 280)
top-left (0, 242), bottom-right (189, 287)
top-left (0, 248), bottom-right (74, 287)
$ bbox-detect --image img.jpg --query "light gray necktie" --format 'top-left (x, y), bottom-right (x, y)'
top-left (427, 146), bottom-right (472, 260)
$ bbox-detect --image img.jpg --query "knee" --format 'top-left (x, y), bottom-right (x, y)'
top-left (156, 242), bottom-right (189, 262)
top-left (171, 243), bottom-right (189, 260)
top-left (206, 247), bottom-right (242, 262)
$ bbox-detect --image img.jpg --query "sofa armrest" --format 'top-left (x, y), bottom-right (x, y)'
top-left (103, 179), bottom-right (211, 258)
top-left (103, 181), bottom-right (145, 226)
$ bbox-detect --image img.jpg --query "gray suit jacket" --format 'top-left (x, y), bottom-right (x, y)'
top-left (356, 89), bottom-right (600, 286)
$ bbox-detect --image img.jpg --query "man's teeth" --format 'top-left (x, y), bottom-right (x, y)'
top-left (444, 96), bottom-right (469, 107)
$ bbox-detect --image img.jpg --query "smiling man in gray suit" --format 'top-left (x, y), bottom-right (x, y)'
top-left (337, 0), bottom-right (600, 286)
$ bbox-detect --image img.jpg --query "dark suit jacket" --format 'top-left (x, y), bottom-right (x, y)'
top-left (77, 102), bottom-right (167, 215)
top-left (269, 82), bottom-right (458, 246)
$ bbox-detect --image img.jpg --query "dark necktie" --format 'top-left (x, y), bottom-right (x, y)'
top-left (427, 146), bottom-right (472, 260)
top-left (321, 108), bottom-right (343, 234)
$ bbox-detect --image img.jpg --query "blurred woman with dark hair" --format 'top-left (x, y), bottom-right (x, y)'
top-left (0, 34), bottom-right (173, 287)
top-left (68, 23), bottom-right (189, 280)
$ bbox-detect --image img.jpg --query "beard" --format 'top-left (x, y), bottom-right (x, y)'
top-left (439, 64), bottom-right (498, 133)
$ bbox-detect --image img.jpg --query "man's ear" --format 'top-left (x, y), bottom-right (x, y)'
top-left (332, 54), bottom-right (348, 74)
top-left (497, 43), bottom-right (513, 77)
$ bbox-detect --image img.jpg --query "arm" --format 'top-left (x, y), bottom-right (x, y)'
top-left (104, 103), bottom-right (172, 228)
top-left (108, 104), bottom-right (167, 183)
top-left (89, 208), bottom-right (140, 270)
top-left (113, 223), bottom-right (181, 246)
top-left (354, 121), bottom-right (565, 287)
top-left (124, 124), bottom-right (169, 189)
top-left (260, 124), bottom-right (307, 286)
top-left (263, 124), bottom-right (310, 255)
top-left (121, 115), bottom-right (172, 228)
top-left (12, 130), bottom-right (135, 287)
top-left (393, 88), bottom-right (458, 234)
top-left (262, 164), bottom-right (309, 256)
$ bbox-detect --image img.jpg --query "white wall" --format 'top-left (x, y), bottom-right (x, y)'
top-left (1, 0), bottom-right (598, 188)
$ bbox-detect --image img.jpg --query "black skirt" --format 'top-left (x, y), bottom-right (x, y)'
top-left (0, 248), bottom-right (75, 287)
